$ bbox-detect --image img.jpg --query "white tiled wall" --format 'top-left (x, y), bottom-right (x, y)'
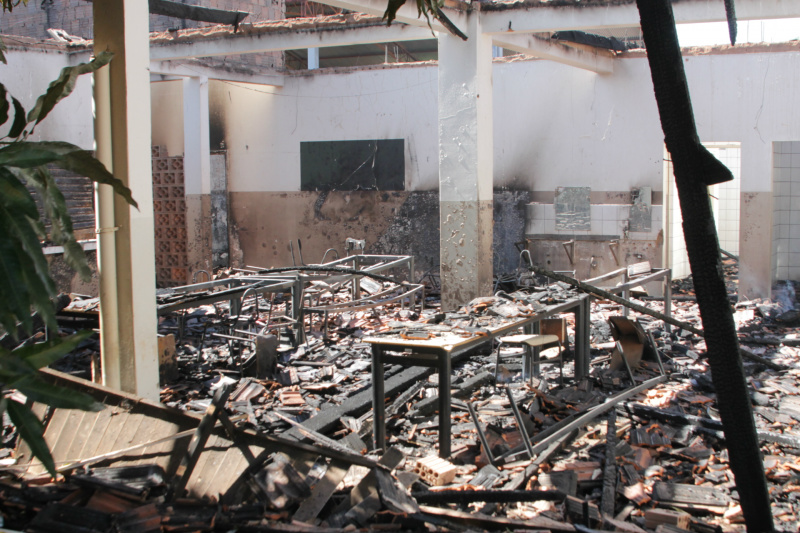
top-left (665, 143), bottom-right (741, 280)
top-left (772, 141), bottom-right (800, 281)
top-left (666, 157), bottom-right (690, 280)
top-left (707, 144), bottom-right (741, 256)
top-left (526, 202), bottom-right (662, 241)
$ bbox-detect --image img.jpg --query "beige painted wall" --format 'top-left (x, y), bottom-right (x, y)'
top-left (150, 80), bottom-right (184, 157)
top-left (229, 190), bottom-right (412, 269)
top-left (0, 48), bottom-right (94, 149)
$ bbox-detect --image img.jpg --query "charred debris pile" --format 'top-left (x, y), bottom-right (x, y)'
top-left (2, 257), bottom-right (800, 532)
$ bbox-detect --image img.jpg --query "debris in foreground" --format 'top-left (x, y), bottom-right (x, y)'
top-left (2, 257), bottom-right (799, 532)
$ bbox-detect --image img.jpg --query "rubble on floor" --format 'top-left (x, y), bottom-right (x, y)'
top-left (2, 258), bottom-right (800, 532)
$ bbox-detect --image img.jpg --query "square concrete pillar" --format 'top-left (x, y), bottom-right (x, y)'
top-left (93, 0), bottom-right (160, 401)
top-left (438, 11), bottom-right (494, 310)
top-left (183, 76), bottom-right (213, 278)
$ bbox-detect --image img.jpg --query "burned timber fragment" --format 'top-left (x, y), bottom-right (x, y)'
top-left (636, 0), bottom-right (773, 531)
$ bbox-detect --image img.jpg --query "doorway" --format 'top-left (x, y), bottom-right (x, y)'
top-left (664, 143), bottom-right (741, 279)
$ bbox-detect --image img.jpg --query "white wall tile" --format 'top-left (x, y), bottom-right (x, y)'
top-left (527, 218), bottom-right (544, 234)
top-left (602, 219), bottom-right (618, 235)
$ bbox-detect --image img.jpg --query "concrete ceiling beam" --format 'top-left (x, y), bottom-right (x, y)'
top-left (150, 60), bottom-right (285, 86)
top-left (150, 21), bottom-right (434, 60)
top-left (492, 33), bottom-right (614, 74)
top-left (479, 0), bottom-right (800, 35)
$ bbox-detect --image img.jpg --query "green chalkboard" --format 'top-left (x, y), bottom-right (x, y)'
top-left (300, 139), bottom-right (404, 191)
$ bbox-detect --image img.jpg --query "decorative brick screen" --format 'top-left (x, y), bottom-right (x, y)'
top-left (152, 146), bottom-right (188, 287)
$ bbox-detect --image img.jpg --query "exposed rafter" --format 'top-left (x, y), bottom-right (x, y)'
top-left (478, 0), bottom-right (800, 34)
top-left (150, 17), bottom-right (434, 61)
top-left (149, 60), bottom-right (285, 86)
top-left (492, 33), bottom-right (614, 74)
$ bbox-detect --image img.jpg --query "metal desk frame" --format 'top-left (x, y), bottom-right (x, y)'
top-left (365, 294), bottom-right (590, 457)
top-left (583, 267), bottom-right (672, 333)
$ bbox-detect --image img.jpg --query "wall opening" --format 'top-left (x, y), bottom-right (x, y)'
top-left (664, 142), bottom-right (741, 280)
top-left (772, 141), bottom-right (800, 282)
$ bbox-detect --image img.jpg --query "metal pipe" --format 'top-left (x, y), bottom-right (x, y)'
top-left (320, 248), bottom-right (339, 264)
top-left (93, 60), bottom-right (121, 390)
top-left (297, 239), bottom-right (305, 266)
top-left (505, 386), bottom-right (535, 459)
top-left (468, 401), bottom-right (496, 466)
top-left (193, 270), bottom-right (211, 283)
top-left (240, 286), bottom-right (260, 320)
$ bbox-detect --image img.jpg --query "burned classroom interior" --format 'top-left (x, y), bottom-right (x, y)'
top-left (1, 0), bottom-right (800, 532)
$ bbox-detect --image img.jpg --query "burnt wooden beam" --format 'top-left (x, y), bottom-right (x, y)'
top-left (412, 489), bottom-right (565, 505)
top-left (635, 1), bottom-right (773, 529)
top-left (149, 0), bottom-right (248, 29)
top-left (168, 383), bottom-right (233, 500)
top-left (600, 409), bottom-right (617, 516)
top-left (283, 365), bottom-right (432, 440)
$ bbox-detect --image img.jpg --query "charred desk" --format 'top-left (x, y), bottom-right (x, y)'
top-left (365, 293), bottom-right (591, 457)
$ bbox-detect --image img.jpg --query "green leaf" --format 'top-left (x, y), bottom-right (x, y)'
top-left (12, 330), bottom-right (93, 369)
top-left (0, 174), bottom-right (56, 293)
top-left (0, 189), bottom-right (58, 334)
top-left (23, 166), bottom-right (91, 280)
top-left (27, 51), bottom-right (113, 129)
top-left (9, 97), bottom-right (27, 138)
top-left (59, 150), bottom-right (138, 208)
top-left (0, 351), bottom-right (36, 382)
top-left (0, 35), bottom-right (6, 65)
top-left (0, 83), bottom-right (9, 127)
top-left (0, 141), bottom-right (137, 208)
top-left (6, 399), bottom-right (56, 477)
top-left (0, 220), bottom-right (35, 334)
top-left (383, 0), bottom-right (407, 25)
top-left (12, 375), bottom-right (104, 412)
top-left (0, 141), bottom-right (69, 168)
top-left (0, 167), bottom-right (40, 219)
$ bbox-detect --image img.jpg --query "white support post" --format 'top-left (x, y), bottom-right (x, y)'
top-left (308, 47), bottom-right (320, 70)
top-left (183, 76), bottom-right (212, 277)
top-left (438, 11), bottom-right (494, 310)
top-left (93, 0), bottom-right (160, 401)
top-left (183, 76), bottom-right (211, 196)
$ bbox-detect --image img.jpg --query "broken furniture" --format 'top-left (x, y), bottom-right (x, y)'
top-left (493, 317), bottom-right (567, 388)
top-left (155, 253), bottom-right (420, 345)
top-left (300, 254), bottom-right (423, 340)
top-left (608, 315), bottom-right (648, 373)
top-left (364, 293), bottom-right (590, 458)
top-left (584, 262), bottom-right (672, 331)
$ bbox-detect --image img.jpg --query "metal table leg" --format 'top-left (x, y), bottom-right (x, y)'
top-left (438, 350), bottom-right (451, 457)
top-left (371, 345), bottom-right (386, 452)
top-left (575, 297), bottom-right (591, 379)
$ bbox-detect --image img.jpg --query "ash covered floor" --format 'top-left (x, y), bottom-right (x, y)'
top-left (3, 257), bottom-right (800, 532)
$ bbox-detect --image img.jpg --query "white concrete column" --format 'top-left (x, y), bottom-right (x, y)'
top-left (183, 76), bottom-right (212, 277)
top-left (308, 47), bottom-right (320, 70)
top-left (438, 11), bottom-right (494, 310)
top-left (93, 0), bottom-right (160, 401)
top-left (183, 76), bottom-right (211, 196)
